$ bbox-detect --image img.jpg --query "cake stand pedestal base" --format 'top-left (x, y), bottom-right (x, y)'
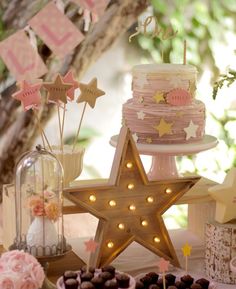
top-left (110, 135), bottom-right (218, 180)
top-left (149, 154), bottom-right (178, 180)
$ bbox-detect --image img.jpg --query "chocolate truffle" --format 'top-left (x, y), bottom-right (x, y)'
top-left (165, 274), bottom-right (176, 285)
top-left (146, 272), bottom-right (159, 283)
top-left (64, 271), bottom-right (78, 282)
top-left (104, 280), bottom-right (118, 289)
top-left (91, 276), bottom-right (104, 289)
top-left (175, 281), bottom-right (187, 289)
top-left (81, 272), bottom-right (94, 282)
top-left (65, 278), bottom-right (79, 289)
top-left (140, 276), bottom-right (152, 287)
top-left (148, 285), bottom-right (160, 289)
top-left (190, 284), bottom-right (202, 289)
top-left (180, 275), bottom-right (194, 287)
top-left (81, 266), bottom-right (96, 274)
top-left (102, 265), bottom-right (116, 278)
top-left (81, 281), bottom-right (95, 289)
top-left (116, 273), bottom-right (130, 288)
top-left (196, 278), bottom-right (209, 289)
top-left (135, 281), bottom-right (145, 289)
top-left (99, 271), bottom-right (113, 281)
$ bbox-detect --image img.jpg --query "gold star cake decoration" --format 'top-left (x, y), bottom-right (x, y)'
top-left (209, 168), bottom-right (236, 223)
top-left (65, 126), bottom-right (199, 268)
top-left (43, 74), bottom-right (73, 104)
top-left (153, 91), bottom-right (165, 103)
top-left (154, 118), bottom-right (173, 137)
top-left (77, 78), bottom-right (105, 108)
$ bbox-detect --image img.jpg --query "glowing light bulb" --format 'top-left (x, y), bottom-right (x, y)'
top-left (109, 200), bottom-right (116, 207)
top-left (154, 236), bottom-right (160, 243)
top-left (165, 188), bottom-right (172, 194)
top-left (129, 204), bottom-right (136, 211)
top-left (118, 223), bottom-right (125, 230)
top-left (127, 183), bottom-right (134, 190)
top-left (107, 242), bottom-right (114, 248)
top-left (89, 195), bottom-right (96, 202)
top-left (141, 220), bottom-right (148, 227)
top-left (126, 162), bottom-right (133, 169)
top-left (147, 196), bottom-right (154, 203)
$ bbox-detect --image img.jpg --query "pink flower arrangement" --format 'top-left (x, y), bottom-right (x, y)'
top-left (0, 250), bottom-right (45, 289)
top-left (28, 193), bottom-right (60, 222)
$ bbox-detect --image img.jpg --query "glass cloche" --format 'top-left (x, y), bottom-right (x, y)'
top-left (12, 145), bottom-right (67, 257)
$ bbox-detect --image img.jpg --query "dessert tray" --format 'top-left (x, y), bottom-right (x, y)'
top-left (135, 271), bottom-right (217, 289)
top-left (57, 269), bottom-right (136, 289)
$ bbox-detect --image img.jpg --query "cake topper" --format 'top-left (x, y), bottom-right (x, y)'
top-left (84, 238), bottom-right (99, 273)
top-left (129, 16), bottom-right (178, 43)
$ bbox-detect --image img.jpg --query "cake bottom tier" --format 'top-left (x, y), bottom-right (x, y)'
top-left (122, 99), bottom-right (206, 144)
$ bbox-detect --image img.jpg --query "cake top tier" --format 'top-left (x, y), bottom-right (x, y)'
top-left (132, 63), bottom-right (197, 106)
top-left (133, 63), bottom-right (197, 74)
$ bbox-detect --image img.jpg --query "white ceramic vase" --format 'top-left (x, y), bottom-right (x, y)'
top-left (26, 216), bottom-right (58, 255)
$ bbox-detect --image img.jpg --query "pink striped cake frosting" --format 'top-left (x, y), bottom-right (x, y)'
top-left (123, 64), bottom-right (206, 144)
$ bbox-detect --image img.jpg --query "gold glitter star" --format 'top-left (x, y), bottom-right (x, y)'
top-left (182, 243), bottom-right (192, 257)
top-left (153, 92), bottom-right (165, 103)
top-left (77, 78), bottom-right (105, 108)
top-left (154, 118), bottom-right (173, 137)
top-left (146, 138), bottom-right (153, 144)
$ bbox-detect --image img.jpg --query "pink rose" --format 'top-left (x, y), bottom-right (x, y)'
top-left (0, 273), bottom-right (19, 289)
top-left (28, 263), bottom-right (45, 287)
top-left (9, 259), bottom-right (24, 274)
top-left (19, 278), bottom-right (38, 289)
top-left (28, 197), bottom-right (44, 217)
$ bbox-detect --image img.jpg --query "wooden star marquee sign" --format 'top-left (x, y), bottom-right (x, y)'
top-left (65, 126), bottom-right (200, 268)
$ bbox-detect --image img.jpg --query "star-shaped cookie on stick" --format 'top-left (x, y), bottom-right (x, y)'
top-left (12, 80), bottom-right (42, 111)
top-left (43, 74), bottom-right (73, 104)
top-left (63, 70), bottom-right (79, 101)
top-left (77, 78), bottom-right (105, 108)
top-left (72, 78), bottom-right (105, 152)
top-left (209, 168), bottom-right (236, 223)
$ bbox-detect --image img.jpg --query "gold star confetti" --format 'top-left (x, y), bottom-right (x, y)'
top-left (153, 92), bottom-right (165, 103)
top-left (154, 118), bottom-right (173, 137)
top-left (77, 78), bottom-right (105, 108)
top-left (43, 74), bottom-right (73, 104)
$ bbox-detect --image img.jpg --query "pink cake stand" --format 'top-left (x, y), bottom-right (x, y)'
top-left (110, 135), bottom-right (218, 180)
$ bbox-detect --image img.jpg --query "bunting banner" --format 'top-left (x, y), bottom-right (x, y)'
top-left (0, 30), bottom-right (48, 82)
top-left (29, 2), bottom-right (84, 58)
top-left (0, 0), bottom-right (109, 82)
top-left (71, 0), bottom-right (109, 17)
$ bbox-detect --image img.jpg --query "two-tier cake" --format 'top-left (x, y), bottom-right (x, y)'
top-left (122, 64), bottom-right (205, 144)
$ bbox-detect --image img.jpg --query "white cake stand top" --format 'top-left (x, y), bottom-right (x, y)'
top-left (110, 135), bottom-right (218, 156)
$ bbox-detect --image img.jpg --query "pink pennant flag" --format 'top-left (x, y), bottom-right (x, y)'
top-left (72, 0), bottom-right (109, 17)
top-left (29, 2), bottom-right (84, 59)
top-left (0, 30), bottom-right (47, 82)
